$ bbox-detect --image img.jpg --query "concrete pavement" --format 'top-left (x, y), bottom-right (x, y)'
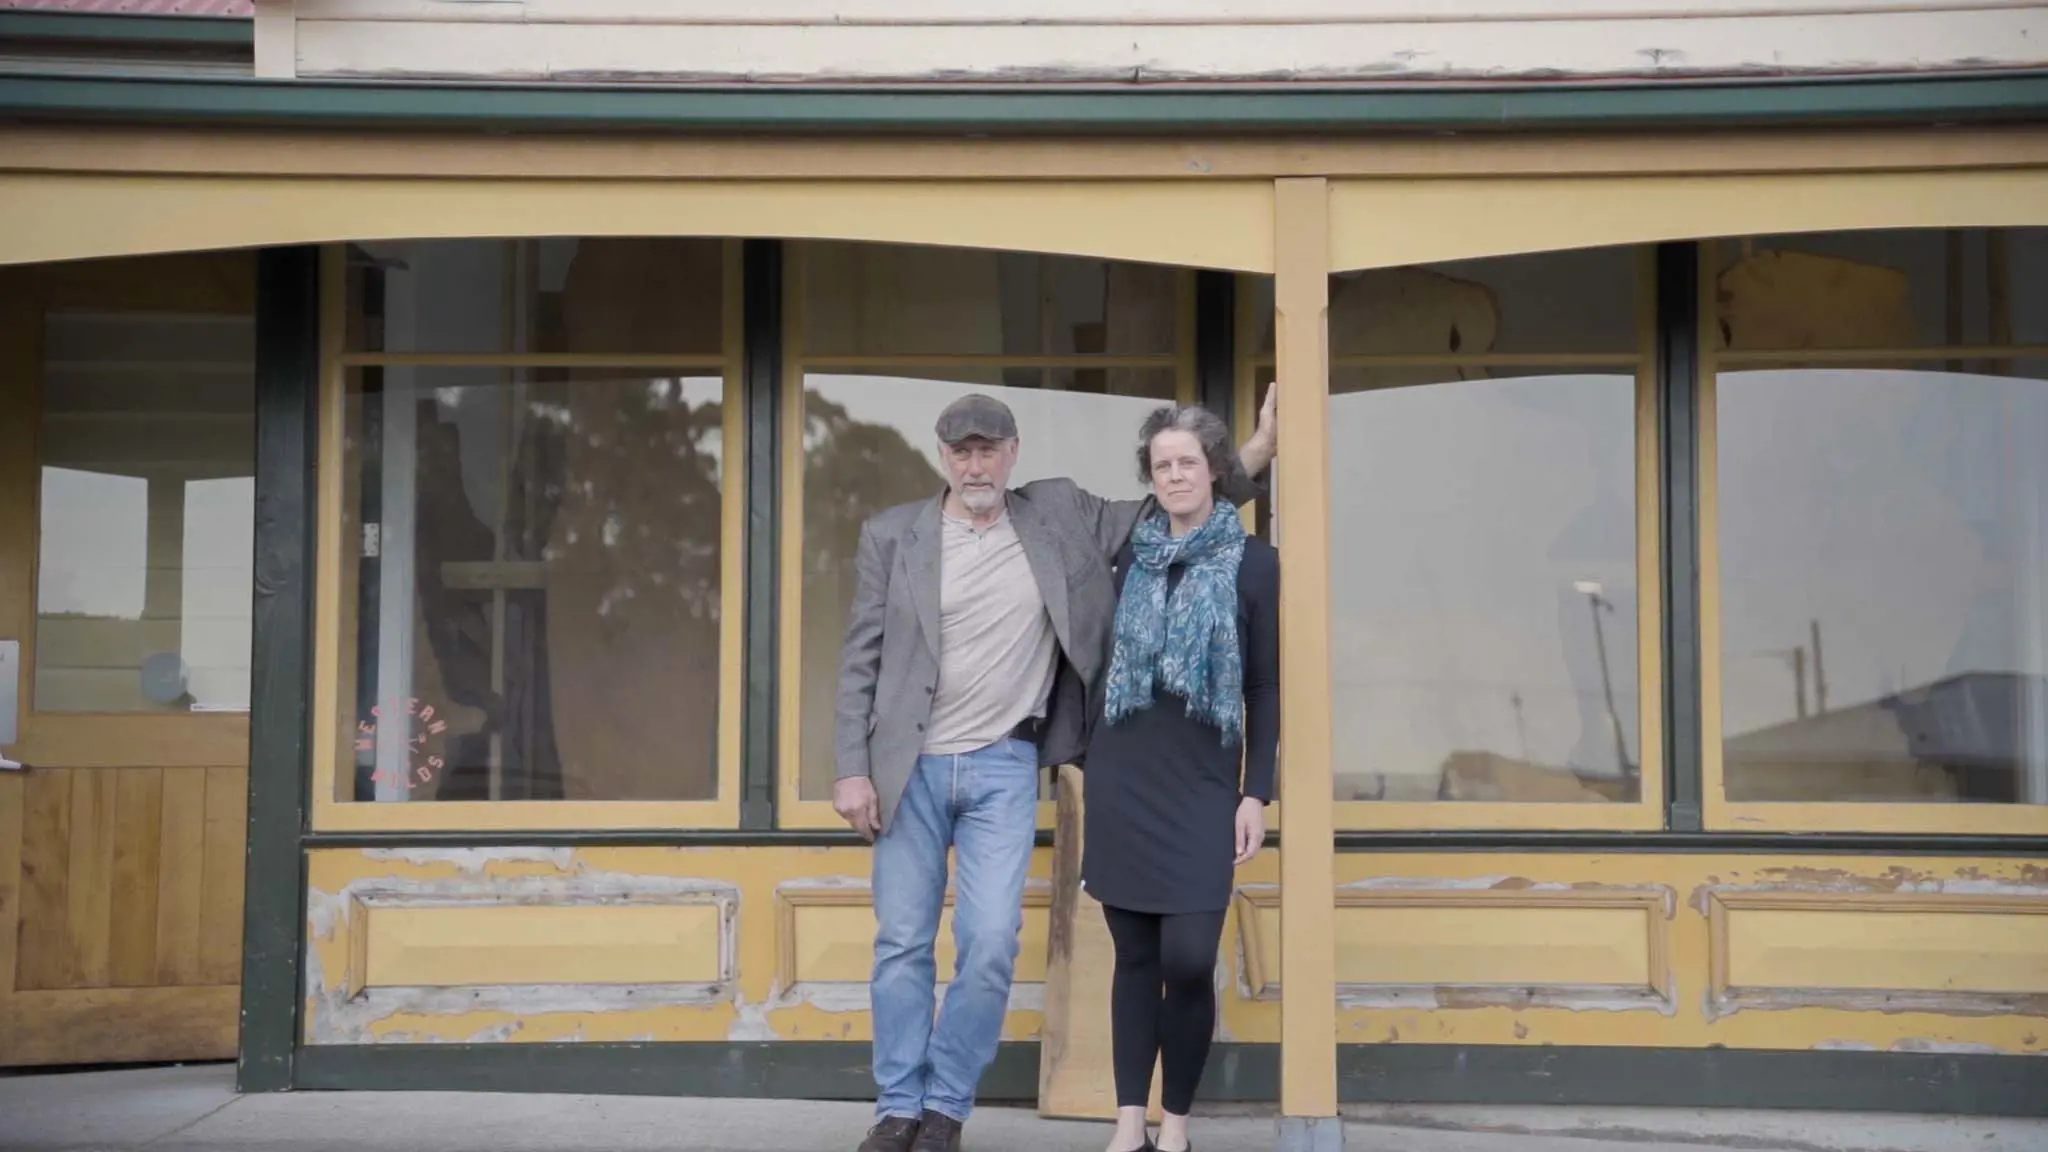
top-left (3, 1063), bottom-right (2045, 1152)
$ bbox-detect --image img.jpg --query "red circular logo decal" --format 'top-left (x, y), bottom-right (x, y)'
top-left (355, 696), bottom-right (449, 792)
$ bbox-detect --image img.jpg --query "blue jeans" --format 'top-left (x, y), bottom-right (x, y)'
top-left (870, 737), bottom-right (1040, 1124)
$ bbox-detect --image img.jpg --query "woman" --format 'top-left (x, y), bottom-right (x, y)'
top-left (1081, 403), bottom-right (1280, 1152)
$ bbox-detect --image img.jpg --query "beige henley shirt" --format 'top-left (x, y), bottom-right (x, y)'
top-left (921, 509), bottom-right (1058, 757)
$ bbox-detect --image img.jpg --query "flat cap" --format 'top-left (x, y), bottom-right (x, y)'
top-left (934, 393), bottom-right (1018, 444)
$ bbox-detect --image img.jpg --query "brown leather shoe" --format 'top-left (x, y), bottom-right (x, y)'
top-left (857, 1115), bottom-right (921, 1152)
top-left (908, 1109), bottom-right (963, 1152)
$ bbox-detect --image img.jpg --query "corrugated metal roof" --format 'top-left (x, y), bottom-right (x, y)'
top-left (0, 2), bottom-right (252, 15)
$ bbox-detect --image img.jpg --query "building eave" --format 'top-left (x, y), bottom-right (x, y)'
top-left (2, 69), bottom-right (2047, 136)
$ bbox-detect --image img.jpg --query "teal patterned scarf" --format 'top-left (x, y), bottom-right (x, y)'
top-left (1104, 500), bottom-right (1248, 746)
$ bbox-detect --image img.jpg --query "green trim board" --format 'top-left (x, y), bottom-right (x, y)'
top-left (2, 71), bottom-right (2048, 134)
top-left (741, 239), bottom-right (782, 831)
top-left (239, 245), bottom-right (320, 1094)
top-left (0, 12), bottom-right (252, 50)
top-left (292, 1042), bottom-right (2048, 1116)
top-left (1656, 241), bottom-right (1706, 834)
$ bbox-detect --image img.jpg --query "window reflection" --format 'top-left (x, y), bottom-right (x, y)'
top-left (801, 242), bottom-right (1178, 358)
top-left (1251, 248), bottom-right (1641, 359)
top-left (1326, 370), bottom-right (1641, 803)
top-left (346, 238), bottom-right (725, 356)
top-left (1718, 367), bottom-right (2048, 804)
top-left (796, 371), bottom-right (1178, 801)
top-left (339, 368), bottom-right (726, 803)
top-left (34, 310), bottom-right (255, 713)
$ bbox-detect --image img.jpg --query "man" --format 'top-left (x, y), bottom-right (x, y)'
top-left (834, 389), bottom-right (1277, 1152)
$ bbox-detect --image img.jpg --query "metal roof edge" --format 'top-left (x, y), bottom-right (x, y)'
top-left (1, 68), bottom-right (2045, 134)
top-left (0, 11), bottom-right (252, 50)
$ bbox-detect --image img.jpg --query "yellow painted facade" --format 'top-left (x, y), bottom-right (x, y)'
top-left (0, 20), bottom-right (2044, 1113)
top-left (299, 846), bottom-right (2048, 1056)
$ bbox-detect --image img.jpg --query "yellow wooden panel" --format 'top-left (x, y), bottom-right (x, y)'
top-left (1723, 903), bottom-right (2048, 996)
top-left (1, 173), bottom-right (1276, 275)
top-left (1341, 907), bottom-right (1646, 989)
top-left (0, 985), bottom-right (237, 1067)
top-left (300, 847), bottom-right (2047, 1053)
top-left (783, 902), bottom-right (873, 986)
top-left (1312, 854), bottom-right (2048, 1056)
top-left (16, 769), bottom-right (72, 992)
top-left (781, 889), bottom-right (1050, 986)
top-left (0, 777), bottom-right (23, 1002)
top-left (13, 714), bottom-right (249, 772)
top-left (108, 768), bottom-right (163, 988)
top-left (152, 775), bottom-right (207, 986)
top-left (196, 766), bottom-right (247, 986)
top-left (63, 770), bottom-right (116, 989)
top-left (1240, 887), bottom-right (1660, 997)
top-left (306, 846), bottom-right (1059, 1044)
top-left (363, 904), bottom-right (726, 988)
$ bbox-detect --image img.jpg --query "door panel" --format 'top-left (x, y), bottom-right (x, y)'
top-left (0, 252), bottom-right (254, 1067)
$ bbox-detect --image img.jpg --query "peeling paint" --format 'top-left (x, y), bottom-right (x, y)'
top-left (1689, 868), bottom-right (2048, 916)
top-left (361, 846), bottom-right (577, 874)
top-left (726, 993), bottom-right (780, 1042)
top-left (304, 853), bottom-right (745, 1045)
top-left (1338, 984), bottom-right (1676, 1016)
top-left (768, 980), bottom-right (1046, 1016)
top-left (311, 983), bottom-right (738, 1045)
top-left (1706, 988), bottom-right (2048, 1024)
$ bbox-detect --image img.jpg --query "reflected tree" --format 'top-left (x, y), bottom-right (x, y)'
top-left (799, 392), bottom-right (945, 798)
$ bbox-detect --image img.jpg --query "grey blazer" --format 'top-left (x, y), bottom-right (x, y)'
top-left (834, 479), bottom-right (1152, 835)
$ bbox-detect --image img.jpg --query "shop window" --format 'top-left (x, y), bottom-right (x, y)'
top-left (1243, 246), bottom-right (1661, 829)
top-left (1707, 228), bottom-right (2048, 826)
top-left (318, 239), bottom-right (740, 826)
top-left (34, 310), bottom-right (255, 713)
top-left (785, 242), bottom-right (1190, 823)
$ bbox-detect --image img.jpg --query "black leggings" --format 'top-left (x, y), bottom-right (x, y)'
top-left (1102, 903), bottom-right (1227, 1115)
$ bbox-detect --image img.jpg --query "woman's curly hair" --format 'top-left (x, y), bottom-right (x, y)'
top-left (1133, 403), bottom-right (1261, 506)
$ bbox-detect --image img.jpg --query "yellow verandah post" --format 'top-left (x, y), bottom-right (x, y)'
top-left (1271, 177), bottom-right (1341, 1151)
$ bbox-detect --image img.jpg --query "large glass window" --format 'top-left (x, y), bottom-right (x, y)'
top-left (325, 239), bottom-right (739, 817)
top-left (35, 309), bottom-right (255, 713)
top-left (1709, 228), bottom-right (2048, 815)
top-left (787, 242), bottom-right (1191, 817)
top-left (345, 238), bottom-right (725, 357)
top-left (1250, 246), bottom-right (1659, 825)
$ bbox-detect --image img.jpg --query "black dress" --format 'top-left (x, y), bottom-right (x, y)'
top-left (1079, 535), bottom-right (1280, 916)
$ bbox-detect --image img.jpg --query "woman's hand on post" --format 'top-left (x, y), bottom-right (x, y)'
top-left (1234, 796), bottom-right (1265, 865)
top-left (834, 776), bottom-right (882, 842)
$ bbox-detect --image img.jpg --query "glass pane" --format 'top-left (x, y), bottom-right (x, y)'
top-left (1709, 228), bottom-right (2040, 352)
top-left (1250, 246), bottom-right (1641, 358)
top-left (1324, 368), bottom-right (1642, 804)
top-left (338, 366), bottom-right (726, 803)
top-left (345, 238), bottom-right (725, 356)
top-left (34, 310), bottom-right (255, 713)
top-left (1718, 365), bottom-right (2048, 804)
top-left (799, 241), bottom-right (1179, 358)
top-left (797, 370), bottom-right (1179, 802)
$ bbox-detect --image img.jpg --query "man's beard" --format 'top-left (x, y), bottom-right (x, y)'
top-left (958, 484), bottom-right (1001, 514)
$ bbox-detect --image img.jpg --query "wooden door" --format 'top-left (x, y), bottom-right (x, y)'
top-left (0, 252), bottom-right (255, 1066)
